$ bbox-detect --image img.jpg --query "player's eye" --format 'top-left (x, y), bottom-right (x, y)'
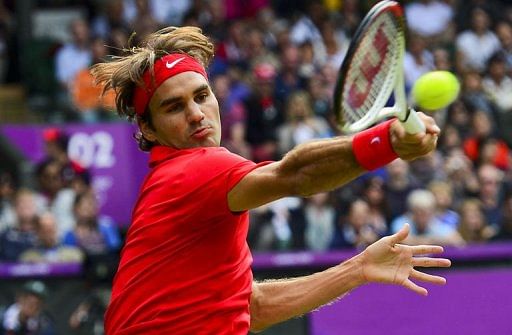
top-left (167, 103), bottom-right (183, 113)
top-left (195, 92), bottom-right (209, 103)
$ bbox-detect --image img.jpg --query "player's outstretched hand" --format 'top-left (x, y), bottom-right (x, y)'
top-left (358, 223), bottom-right (451, 296)
top-left (390, 112), bottom-right (440, 161)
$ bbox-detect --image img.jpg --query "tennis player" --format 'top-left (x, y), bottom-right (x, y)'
top-left (92, 27), bottom-right (450, 335)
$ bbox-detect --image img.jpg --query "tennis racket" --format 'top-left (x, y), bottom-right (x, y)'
top-left (333, 0), bottom-right (425, 134)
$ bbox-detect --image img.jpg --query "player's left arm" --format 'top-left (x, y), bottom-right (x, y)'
top-left (249, 224), bottom-right (451, 332)
top-left (228, 113), bottom-right (439, 212)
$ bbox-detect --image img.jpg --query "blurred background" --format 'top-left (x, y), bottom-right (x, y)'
top-left (0, 0), bottom-right (512, 334)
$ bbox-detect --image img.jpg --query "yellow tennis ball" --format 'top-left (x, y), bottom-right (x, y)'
top-left (412, 71), bottom-right (460, 110)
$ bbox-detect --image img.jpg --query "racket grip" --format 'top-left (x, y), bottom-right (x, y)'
top-left (402, 109), bottom-right (426, 134)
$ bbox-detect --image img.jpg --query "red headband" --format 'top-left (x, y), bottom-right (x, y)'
top-left (133, 53), bottom-right (208, 115)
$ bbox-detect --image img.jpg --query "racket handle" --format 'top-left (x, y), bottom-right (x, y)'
top-left (401, 109), bottom-right (426, 134)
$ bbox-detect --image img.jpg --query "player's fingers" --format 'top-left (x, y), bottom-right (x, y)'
top-left (410, 269), bottom-right (446, 285)
top-left (403, 279), bottom-right (428, 296)
top-left (412, 257), bottom-right (451, 268)
top-left (409, 245), bottom-right (444, 255)
top-left (419, 114), bottom-right (441, 135)
top-left (389, 223), bottom-right (410, 244)
top-left (420, 133), bottom-right (438, 149)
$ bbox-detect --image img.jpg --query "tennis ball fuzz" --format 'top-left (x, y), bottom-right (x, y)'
top-left (412, 71), bottom-right (460, 110)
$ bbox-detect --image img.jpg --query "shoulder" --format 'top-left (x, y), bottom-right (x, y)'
top-left (172, 147), bottom-right (253, 170)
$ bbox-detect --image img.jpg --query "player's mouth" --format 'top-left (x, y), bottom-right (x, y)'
top-left (191, 126), bottom-right (213, 139)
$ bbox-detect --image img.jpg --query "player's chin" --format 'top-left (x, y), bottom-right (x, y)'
top-left (190, 135), bottom-right (220, 148)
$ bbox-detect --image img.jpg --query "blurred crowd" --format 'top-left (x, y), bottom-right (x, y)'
top-left (1, 0), bottom-right (512, 333)
top-left (1, 0), bottom-right (512, 271)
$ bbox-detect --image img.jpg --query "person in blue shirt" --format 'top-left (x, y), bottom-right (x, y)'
top-left (63, 190), bottom-right (121, 255)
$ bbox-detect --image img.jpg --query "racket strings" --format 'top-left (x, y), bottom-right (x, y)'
top-left (342, 13), bottom-right (401, 125)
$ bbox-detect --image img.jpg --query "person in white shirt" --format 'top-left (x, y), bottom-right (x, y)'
top-left (405, 0), bottom-right (454, 45)
top-left (404, 34), bottom-right (435, 90)
top-left (54, 19), bottom-right (91, 90)
top-left (456, 7), bottom-right (501, 73)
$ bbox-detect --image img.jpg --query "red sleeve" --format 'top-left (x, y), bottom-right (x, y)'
top-left (181, 148), bottom-right (272, 216)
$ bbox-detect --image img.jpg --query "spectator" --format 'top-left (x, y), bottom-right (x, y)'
top-left (0, 0), bottom-right (12, 84)
top-left (247, 204), bottom-right (275, 251)
top-left (307, 73), bottom-right (333, 121)
top-left (360, 176), bottom-right (389, 233)
top-left (0, 172), bottom-right (16, 231)
top-left (71, 37), bottom-right (117, 123)
top-left (494, 192), bottom-right (512, 240)
top-left (19, 212), bottom-right (84, 264)
top-left (289, 2), bottom-right (324, 45)
top-left (255, 6), bottom-right (282, 51)
top-left (482, 52), bottom-right (512, 113)
top-left (1, 281), bottom-right (55, 335)
top-left (383, 159), bottom-right (420, 220)
top-left (243, 63), bottom-right (284, 162)
top-left (482, 52), bottom-right (512, 147)
top-left (463, 110), bottom-right (510, 171)
top-left (243, 26), bottom-right (278, 70)
top-left (457, 198), bottom-right (496, 243)
top-left (107, 27), bottom-right (130, 57)
top-left (391, 189), bottom-right (464, 246)
top-left (316, 18), bottom-right (349, 70)
top-left (331, 199), bottom-right (382, 250)
top-left (0, 189), bottom-right (38, 262)
top-left (460, 71), bottom-right (494, 115)
top-left (302, 192), bottom-right (336, 251)
top-left (455, 7), bottom-right (501, 73)
top-left (428, 180), bottom-right (460, 230)
top-left (445, 100), bottom-right (473, 144)
top-left (496, 21), bottom-right (512, 73)
top-left (63, 190), bottom-right (121, 255)
top-left (297, 41), bottom-right (316, 79)
top-left (247, 197), bottom-right (302, 251)
top-left (408, 150), bottom-right (446, 187)
top-left (274, 44), bottom-right (308, 102)
top-left (334, 0), bottom-right (362, 36)
top-left (404, 34), bottom-right (435, 90)
top-left (432, 46), bottom-right (453, 72)
top-left (438, 124), bottom-right (463, 155)
top-left (477, 164), bottom-right (504, 228)
top-left (212, 74), bottom-right (251, 158)
top-left (224, 0), bottom-right (269, 20)
top-left (91, 0), bottom-right (130, 40)
top-left (215, 20), bottom-right (247, 67)
top-left (68, 287), bottom-right (110, 335)
top-left (405, 0), bottom-right (454, 46)
top-left (34, 159), bottom-right (76, 237)
top-left (55, 19), bottom-right (91, 91)
top-left (129, 0), bottom-right (160, 45)
top-left (277, 90), bottom-right (331, 156)
top-left (41, 128), bottom-right (90, 192)
top-left (443, 148), bottom-right (480, 207)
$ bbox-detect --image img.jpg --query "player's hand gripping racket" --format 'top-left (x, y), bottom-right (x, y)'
top-left (333, 0), bottom-right (425, 134)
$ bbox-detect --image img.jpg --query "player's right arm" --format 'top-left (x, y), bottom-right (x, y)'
top-left (228, 113), bottom-right (439, 212)
top-left (248, 224), bottom-right (451, 332)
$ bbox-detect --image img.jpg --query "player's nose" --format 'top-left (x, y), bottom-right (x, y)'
top-left (186, 102), bottom-right (205, 123)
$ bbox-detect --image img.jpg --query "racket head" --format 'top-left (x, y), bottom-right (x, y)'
top-left (333, 0), bottom-right (406, 133)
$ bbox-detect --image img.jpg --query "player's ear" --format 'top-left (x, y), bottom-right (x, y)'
top-left (137, 114), bottom-right (157, 142)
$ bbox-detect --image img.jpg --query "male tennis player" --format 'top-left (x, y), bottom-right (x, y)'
top-left (92, 27), bottom-right (450, 335)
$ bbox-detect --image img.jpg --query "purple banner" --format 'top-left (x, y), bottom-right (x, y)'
top-left (252, 242), bottom-right (512, 270)
top-left (0, 262), bottom-right (82, 278)
top-left (0, 123), bottom-right (149, 225)
top-left (309, 267), bottom-right (512, 335)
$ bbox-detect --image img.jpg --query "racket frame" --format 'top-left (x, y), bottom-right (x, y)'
top-left (333, 0), bottom-right (425, 134)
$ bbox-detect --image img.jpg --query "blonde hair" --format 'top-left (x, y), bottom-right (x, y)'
top-left (91, 26), bottom-right (214, 121)
top-left (285, 91), bottom-right (314, 122)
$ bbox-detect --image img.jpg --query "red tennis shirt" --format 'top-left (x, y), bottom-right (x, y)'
top-left (105, 145), bottom-right (268, 334)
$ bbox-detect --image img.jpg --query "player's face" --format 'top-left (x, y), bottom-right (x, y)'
top-left (143, 72), bottom-right (221, 149)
